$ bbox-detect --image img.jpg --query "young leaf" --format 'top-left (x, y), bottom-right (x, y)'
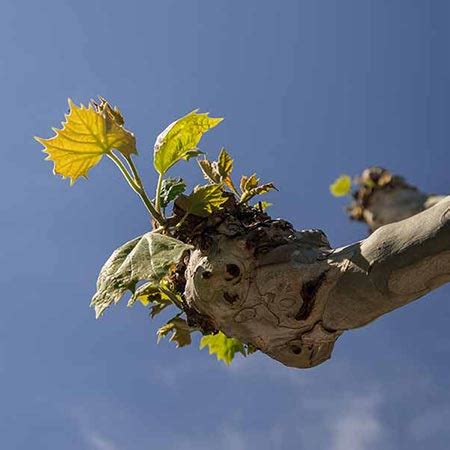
top-left (157, 317), bottom-right (193, 348)
top-left (128, 279), bottom-right (181, 318)
top-left (159, 177), bottom-right (186, 208)
top-left (154, 110), bottom-right (223, 175)
top-left (35, 98), bottom-right (136, 185)
top-left (198, 158), bottom-right (221, 184)
top-left (330, 174), bottom-right (352, 197)
top-left (217, 148), bottom-right (233, 179)
top-left (200, 331), bottom-right (245, 365)
top-left (91, 233), bottom-right (192, 318)
top-left (176, 184), bottom-right (227, 217)
top-left (198, 148), bottom-right (237, 193)
top-left (240, 173), bottom-right (277, 203)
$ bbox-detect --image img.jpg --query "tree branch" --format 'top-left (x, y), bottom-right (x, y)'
top-left (324, 196), bottom-right (450, 330)
top-left (183, 186), bottom-right (449, 369)
top-left (345, 166), bottom-right (446, 232)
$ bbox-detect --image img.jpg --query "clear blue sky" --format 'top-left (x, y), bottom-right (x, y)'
top-left (1, 1), bottom-right (449, 449)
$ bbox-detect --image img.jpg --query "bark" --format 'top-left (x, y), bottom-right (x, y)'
top-left (181, 172), bottom-right (449, 369)
top-left (346, 166), bottom-right (445, 232)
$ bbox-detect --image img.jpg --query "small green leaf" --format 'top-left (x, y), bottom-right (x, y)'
top-left (200, 331), bottom-right (245, 365)
top-left (128, 279), bottom-right (182, 318)
top-left (257, 201), bottom-right (272, 211)
top-left (198, 148), bottom-right (237, 193)
top-left (91, 233), bottom-right (192, 318)
top-left (177, 184), bottom-right (227, 217)
top-left (157, 317), bottom-right (193, 348)
top-left (159, 177), bottom-right (186, 208)
top-left (154, 110), bottom-right (223, 175)
top-left (330, 174), bottom-right (352, 197)
top-left (217, 148), bottom-right (233, 179)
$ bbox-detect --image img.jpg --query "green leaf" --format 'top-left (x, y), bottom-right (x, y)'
top-left (200, 331), bottom-right (245, 365)
top-left (157, 317), bottom-right (193, 348)
top-left (153, 110), bottom-right (223, 175)
top-left (128, 279), bottom-right (181, 318)
top-left (159, 177), bottom-right (186, 209)
top-left (217, 148), bottom-right (233, 179)
top-left (91, 233), bottom-right (192, 318)
top-left (256, 201), bottom-right (272, 211)
top-left (35, 98), bottom-right (136, 185)
top-left (198, 148), bottom-right (237, 193)
top-left (330, 174), bottom-right (352, 197)
top-left (177, 184), bottom-right (227, 217)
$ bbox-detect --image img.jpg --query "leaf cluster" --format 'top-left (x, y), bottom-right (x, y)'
top-left (36, 97), bottom-right (276, 365)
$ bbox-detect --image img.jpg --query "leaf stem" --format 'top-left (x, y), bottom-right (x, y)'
top-left (155, 173), bottom-right (164, 217)
top-left (107, 152), bottom-right (165, 225)
top-left (159, 286), bottom-right (184, 311)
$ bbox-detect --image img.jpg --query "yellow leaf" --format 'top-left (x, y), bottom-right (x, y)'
top-left (239, 172), bottom-right (276, 203)
top-left (154, 110), bottom-right (223, 175)
top-left (330, 174), bottom-right (352, 197)
top-left (35, 98), bottom-right (136, 184)
top-left (217, 148), bottom-right (233, 178)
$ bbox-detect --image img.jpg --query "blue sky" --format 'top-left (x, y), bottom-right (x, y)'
top-left (1, 1), bottom-right (450, 449)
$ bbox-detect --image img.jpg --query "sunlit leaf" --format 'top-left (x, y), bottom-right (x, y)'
top-left (241, 173), bottom-right (259, 192)
top-left (154, 110), bottom-right (223, 175)
top-left (177, 184), bottom-right (227, 217)
top-left (330, 174), bottom-right (352, 197)
top-left (35, 98), bottom-right (136, 184)
top-left (157, 317), bottom-right (193, 348)
top-left (200, 331), bottom-right (245, 365)
top-left (159, 177), bottom-right (186, 208)
top-left (198, 148), bottom-right (237, 193)
top-left (91, 233), bottom-right (192, 318)
top-left (217, 148), bottom-right (237, 192)
top-left (217, 148), bottom-right (233, 178)
top-left (240, 173), bottom-right (276, 203)
top-left (198, 158), bottom-right (221, 184)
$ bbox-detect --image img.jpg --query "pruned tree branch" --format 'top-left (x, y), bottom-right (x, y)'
top-left (346, 166), bottom-right (446, 232)
top-left (183, 173), bottom-right (449, 369)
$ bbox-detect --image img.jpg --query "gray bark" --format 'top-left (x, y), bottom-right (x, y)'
top-left (184, 183), bottom-right (450, 369)
top-left (346, 166), bottom-right (445, 231)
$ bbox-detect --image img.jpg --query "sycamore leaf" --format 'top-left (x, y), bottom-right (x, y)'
top-left (200, 331), bottom-right (245, 365)
top-left (154, 110), bottom-right (223, 175)
top-left (159, 177), bottom-right (186, 209)
top-left (217, 148), bottom-right (233, 179)
top-left (35, 98), bottom-right (136, 184)
top-left (198, 158), bottom-right (221, 184)
top-left (177, 184), bottom-right (227, 217)
top-left (157, 317), bottom-right (193, 348)
top-left (240, 173), bottom-right (277, 203)
top-left (217, 148), bottom-right (236, 192)
top-left (198, 148), bottom-right (237, 193)
top-left (330, 174), bottom-right (352, 197)
top-left (91, 232), bottom-right (192, 318)
top-left (128, 279), bottom-right (181, 318)
top-left (240, 173), bottom-right (259, 193)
